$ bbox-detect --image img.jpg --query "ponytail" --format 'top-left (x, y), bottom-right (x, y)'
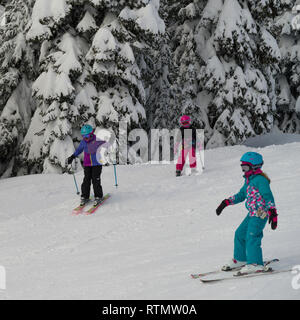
top-left (259, 172), bottom-right (271, 183)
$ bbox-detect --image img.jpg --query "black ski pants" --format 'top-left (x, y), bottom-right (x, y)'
top-left (81, 165), bottom-right (103, 199)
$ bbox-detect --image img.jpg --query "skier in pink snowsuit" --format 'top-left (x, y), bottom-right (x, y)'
top-left (175, 115), bottom-right (197, 176)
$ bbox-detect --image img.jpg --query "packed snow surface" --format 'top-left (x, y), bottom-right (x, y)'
top-left (0, 142), bottom-right (300, 299)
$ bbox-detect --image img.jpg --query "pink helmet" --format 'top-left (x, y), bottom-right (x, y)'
top-left (180, 115), bottom-right (191, 128)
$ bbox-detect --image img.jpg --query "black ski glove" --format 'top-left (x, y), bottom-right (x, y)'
top-left (67, 155), bottom-right (75, 165)
top-left (216, 199), bottom-right (230, 216)
top-left (268, 208), bottom-right (278, 230)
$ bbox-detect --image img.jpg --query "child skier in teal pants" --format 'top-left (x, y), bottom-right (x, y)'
top-left (216, 152), bottom-right (278, 274)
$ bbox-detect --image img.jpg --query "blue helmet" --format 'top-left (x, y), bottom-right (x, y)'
top-left (80, 124), bottom-right (93, 136)
top-left (240, 152), bottom-right (263, 168)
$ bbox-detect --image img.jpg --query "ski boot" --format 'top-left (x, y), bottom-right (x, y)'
top-left (236, 264), bottom-right (266, 275)
top-left (80, 197), bottom-right (89, 206)
top-left (93, 197), bottom-right (104, 207)
top-left (222, 258), bottom-right (246, 271)
top-left (176, 170), bottom-right (182, 177)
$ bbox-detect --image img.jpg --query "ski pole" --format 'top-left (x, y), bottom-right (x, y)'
top-left (73, 158), bottom-right (80, 195)
top-left (196, 142), bottom-right (205, 170)
top-left (113, 163), bottom-right (118, 188)
top-left (66, 158), bottom-right (80, 195)
top-left (198, 151), bottom-right (205, 170)
top-left (73, 173), bottom-right (80, 195)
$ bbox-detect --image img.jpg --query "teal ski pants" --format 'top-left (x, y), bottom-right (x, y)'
top-left (234, 214), bottom-right (268, 265)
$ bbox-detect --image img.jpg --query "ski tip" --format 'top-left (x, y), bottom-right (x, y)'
top-left (191, 273), bottom-right (208, 279)
top-left (199, 278), bottom-right (220, 283)
top-left (71, 209), bottom-right (84, 215)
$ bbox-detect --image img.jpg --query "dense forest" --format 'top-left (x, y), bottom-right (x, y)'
top-left (0, 0), bottom-right (299, 177)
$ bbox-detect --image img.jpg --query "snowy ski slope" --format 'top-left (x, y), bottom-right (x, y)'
top-left (0, 142), bottom-right (300, 299)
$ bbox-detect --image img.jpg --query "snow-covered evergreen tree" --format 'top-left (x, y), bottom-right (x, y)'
top-left (152, 0), bottom-right (296, 145)
top-left (2, 0), bottom-right (299, 177)
top-left (157, 0), bottom-right (211, 136)
top-left (196, 0), bottom-right (282, 147)
top-left (138, 0), bottom-right (172, 130)
top-left (147, 35), bottom-right (174, 129)
top-left (19, 0), bottom-right (98, 174)
top-left (86, 0), bottom-right (164, 134)
top-left (18, 0), bottom-right (164, 174)
top-left (0, 0), bottom-right (35, 177)
top-left (275, 0), bottom-right (300, 133)
top-left (173, 1), bottom-right (209, 130)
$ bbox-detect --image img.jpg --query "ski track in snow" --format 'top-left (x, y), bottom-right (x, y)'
top-left (0, 143), bottom-right (300, 299)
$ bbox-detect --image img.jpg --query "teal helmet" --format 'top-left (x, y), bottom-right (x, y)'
top-left (240, 152), bottom-right (263, 168)
top-left (80, 124), bottom-right (93, 136)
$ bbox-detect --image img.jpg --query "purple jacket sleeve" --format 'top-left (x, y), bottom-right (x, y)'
top-left (73, 140), bottom-right (85, 157)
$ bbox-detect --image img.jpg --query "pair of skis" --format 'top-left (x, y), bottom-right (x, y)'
top-left (191, 259), bottom-right (293, 283)
top-left (72, 193), bottom-right (111, 216)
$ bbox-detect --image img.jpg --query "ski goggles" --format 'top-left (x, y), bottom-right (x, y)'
top-left (181, 121), bottom-right (191, 127)
top-left (240, 163), bottom-right (252, 172)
